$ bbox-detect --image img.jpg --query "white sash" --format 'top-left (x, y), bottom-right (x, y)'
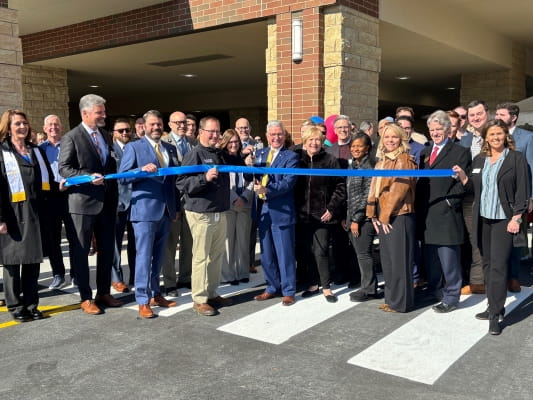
top-left (2, 147), bottom-right (50, 202)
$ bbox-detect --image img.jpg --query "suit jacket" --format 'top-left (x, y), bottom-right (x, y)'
top-left (161, 132), bottom-right (196, 164)
top-left (416, 140), bottom-right (471, 245)
top-left (458, 130), bottom-right (475, 149)
top-left (58, 123), bottom-right (118, 215)
top-left (118, 137), bottom-right (180, 222)
top-left (255, 146), bottom-right (299, 226)
top-left (466, 150), bottom-right (530, 249)
top-left (113, 141), bottom-right (132, 212)
top-left (511, 126), bottom-right (533, 196)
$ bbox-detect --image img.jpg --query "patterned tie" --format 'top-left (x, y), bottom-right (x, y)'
top-left (429, 146), bottom-right (439, 166)
top-left (91, 132), bottom-right (103, 163)
top-left (154, 143), bottom-right (165, 167)
top-left (259, 149), bottom-right (274, 200)
top-left (178, 139), bottom-right (188, 157)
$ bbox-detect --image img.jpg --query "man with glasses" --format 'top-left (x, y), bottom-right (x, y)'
top-left (235, 117), bottom-right (256, 156)
top-left (185, 114), bottom-right (197, 139)
top-left (176, 116), bottom-right (232, 316)
top-left (161, 111), bottom-right (195, 296)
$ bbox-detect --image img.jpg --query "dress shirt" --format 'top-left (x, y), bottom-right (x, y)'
top-left (144, 136), bottom-right (169, 167)
top-left (82, 122), bottom-right (107, 164)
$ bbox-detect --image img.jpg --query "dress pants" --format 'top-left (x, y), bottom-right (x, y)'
top-left (330, 223), bottom-right (359, 284)
top-left (221, 207), bottom-right (252, 282)
top-left (462, 194), bottom-right (485, 285)
top-left (480, 218), bottom-right (512, 315)
top-left (3, 264), bottom-right (40, 313)
top-left (133, 216), bottom-right (170, 305)
top-left (425, 244), bottom-right (462, 306)
top-left (112, 208), bottom-right (136, 285)
top-left (186, 210), bottom-right (227, 304)
top-left (348, 219), bottom-right (377, 295)
top-left (259, 212), bottom-right (296, 296)
top-left (162, 209), bottom-right (193, 288)
top-left (379, 214), bottom-right (415, 312)
top-left (70, 210), bottom-right (116, 301)
top-left (301, 221), bottom-right (332, 289)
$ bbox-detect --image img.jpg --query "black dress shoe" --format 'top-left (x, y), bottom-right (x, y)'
top-left (12, 309), bottom-right (32, 322)
top-left (240, 278), bottom-right (250, 283)
top-left (475, 307), bottom-right (505, 322)
top-left (166, 287), bottom-right (179, 297)
top-left (489, 316), bottom-right (501, 335)
top-left (229, 280), bottom-right (239, 286)
top-left (30, 309), bottom-right (45, 320)
top-left (301, 288), bottom-right (319, 298)
top-left (176, 282), bottom-right (191, 289)
top-left (324, 294), bottom-right (338, 303)
top-left (432, 302), bottom-right (457, 313)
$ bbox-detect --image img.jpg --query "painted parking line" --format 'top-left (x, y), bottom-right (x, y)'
top-left (216, 286), bottom-right (359, 344)
top-left (0, 303), bottom-right (82, 329)
top-left (347, 287), bottom-right (533, 385)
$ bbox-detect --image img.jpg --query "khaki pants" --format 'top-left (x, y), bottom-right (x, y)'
top-left (186, 210), bottom-right (227, 304)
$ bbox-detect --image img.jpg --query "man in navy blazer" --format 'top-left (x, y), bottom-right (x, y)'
top-left (495, 102), bottom-right (533, 292)
top-left (119, 110), bottom-right (180, 318)
top-left (253, 121), bottom-right (299, 306)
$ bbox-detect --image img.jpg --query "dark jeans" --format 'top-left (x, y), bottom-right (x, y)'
top-left (301, 221), bottom-right (333, 289)
top-left (348, 219), bottom-right (377, 295)
top-left (3, 264), bottom-right (40, 313)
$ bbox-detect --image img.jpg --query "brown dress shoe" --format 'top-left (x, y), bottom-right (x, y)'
top-left (150, 295), bottom-right (177, 308)
top-left (470, 283), bottom-right (485, 294)
top-left (81, 300), bottom-right (102, 315)
top-left (508, 279), bottom-right (521, 293)
top-left (460, 285), bottom-right (472, 295)
top-left (281, 296), bottom-right (295, 306)
top-left (254, 291), bottom-right (277, 301)
top-left (112, 281), bottom-right (129, 293)
top-left (193, 302), bottom-right (216, 316)
top-left (138, 304), bottom-right (155, 319)
top-left (249, 265), bottom-right (258, 273)
top-left (208, 296), bottom-right (232, 307)
top-left (95, 294), bottom-right (124, 307)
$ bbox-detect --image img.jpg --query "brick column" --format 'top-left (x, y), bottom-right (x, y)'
top-left (268, 8), bottom-right (324, 142)
top-left (461, 44), bottom-right (526, 110)
top-left (21, 65), bottom-right (70, 131)
top-left (324, 5), bottom-right (380, 125)
top-left (0, 6), bottom-right (22, 111)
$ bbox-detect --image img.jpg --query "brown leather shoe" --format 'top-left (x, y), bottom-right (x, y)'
top-left (281, 296), bottom-right (295, 306)
top-left (112, 281), bottom-right (129, 293)
top-left (80, 300), bottom-right (102, 315)
top-left (470, 283), bottom-right (485, 294)
top-left (254, 291), bottom-right (277, 301)
top-left (508, 279), bottom-right (521, 293)
top-left (460, 285), bottom-right (472, 295)
top-left (95, 294), bottom-right (124, 307)
top-left (249, 265), bottom-right (258, 273)
top-left (208, 296), bottom-right (232, 307)
top-left (150, 295), bottom-right (177, 308)
top-left (138, 304), bottom-right (155, 319)
top-left (193, 302), bottom-right (216, 316)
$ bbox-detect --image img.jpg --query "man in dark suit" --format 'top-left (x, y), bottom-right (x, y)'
top-left (119, 110), bottom-right (180, 318)
top-left (161, 110), bottom-right (196, 295)
top-left (110, 118), bottom-right (135, 292)
top-left (253, 120), bottom-right (299, 306)
top-left (58, 94), bottom-right (122, 315)
top-left (417, 110), bottom-right (471, 313)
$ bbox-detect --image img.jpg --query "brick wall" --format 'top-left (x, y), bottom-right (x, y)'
top-left (21, 0), bottom-right (378, 62)
top-left (0, 7), bottom-right (22, 111)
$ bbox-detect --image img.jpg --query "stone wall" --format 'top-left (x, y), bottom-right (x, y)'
top-left (21, 65), bottom-right (70, 131)
top-left (0, 7), bottom-right (22, 112)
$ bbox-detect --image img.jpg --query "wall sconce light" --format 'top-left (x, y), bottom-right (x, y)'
top-left (292, 18), bottom-right (303, 63)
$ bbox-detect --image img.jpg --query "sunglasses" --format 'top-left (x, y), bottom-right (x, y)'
top-left (115, 128), bottom-right (131, 133)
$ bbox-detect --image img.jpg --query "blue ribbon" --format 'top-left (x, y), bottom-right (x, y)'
top-left (65, 165), bottom-right (455, 186)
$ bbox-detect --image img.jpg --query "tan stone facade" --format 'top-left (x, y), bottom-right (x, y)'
top-left (21, 65), bottom-right (70, 131)
top-left (0, 7), bottom-right (22, 111)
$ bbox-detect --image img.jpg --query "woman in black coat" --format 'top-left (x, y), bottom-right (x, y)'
top-left (294, 126), bottom-right (346, 303)
top-left (454, 119), bottom-right (530, 335)
top-left (0, 109), bottom-right (52, 322)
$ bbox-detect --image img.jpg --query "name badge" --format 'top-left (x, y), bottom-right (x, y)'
top-left (472, 168), bottom-right (481, 174)
top-left (214, 212), bottom-right (220, 222)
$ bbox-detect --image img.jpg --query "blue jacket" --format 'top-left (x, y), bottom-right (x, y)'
top-left (511, 127), bottom-right (533, 197)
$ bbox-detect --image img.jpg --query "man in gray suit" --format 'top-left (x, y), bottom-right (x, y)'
top-left (495, 102), bottom-right (533, 292)
top-left (59, 94), bottom-right (123, 315)
top-left (160, 110), bottom-right (196, 296)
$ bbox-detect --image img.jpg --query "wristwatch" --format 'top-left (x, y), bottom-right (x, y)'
top-left (513, 217), bottom-right (523, 224)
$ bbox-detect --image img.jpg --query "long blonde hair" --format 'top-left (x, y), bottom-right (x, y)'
top-left (375, 123), bottom-right (410, 160)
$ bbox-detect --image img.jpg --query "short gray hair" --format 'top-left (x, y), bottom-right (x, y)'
top-left (359, 120), bottom-right (373, 132)
top-left (427, 110), bottom-right (451, 133)
top-left (334, 114), bottom-right (351, 126)
top-left (266, 120), bottom-right (285, 132)
top-left (43, 114), bottom-right (61, 125)
top-left (79, 94), bottom-right (106, 113)
top-left (143, 109), bottom-right (163, 121)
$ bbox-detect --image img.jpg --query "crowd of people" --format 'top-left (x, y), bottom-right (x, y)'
top-left (0, 95), bottom-right (531, 336)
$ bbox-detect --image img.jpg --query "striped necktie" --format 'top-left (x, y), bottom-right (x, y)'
top-left (91, 132), bottom-right (104, 163)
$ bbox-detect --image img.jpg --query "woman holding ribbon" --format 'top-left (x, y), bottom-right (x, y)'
top-left (0, 109), bottom-right (52, 322)
top-left (366, 123), bottom-right (417, 312)
top-left (294, 126), bottom-right (346, 303)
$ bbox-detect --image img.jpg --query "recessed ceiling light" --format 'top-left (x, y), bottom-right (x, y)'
top-left (181, 74), bottom-right (196, 78)
top-left (446, 87), bottom-right (456, 90)
top-left (89, 84), bottom-right (99, 88)
top-left (396, 76), bottom-right (410, 80)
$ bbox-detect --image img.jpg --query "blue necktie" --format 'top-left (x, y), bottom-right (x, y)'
top-left (178, 139), bottom-right (188, 156)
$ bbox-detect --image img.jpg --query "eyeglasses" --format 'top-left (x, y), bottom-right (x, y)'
top-left (114, 128), bottom-right (131, 133)
top-left (201, 129), bottom-right (221, 135)
top-left (171, 120), bottom-right (187, 125)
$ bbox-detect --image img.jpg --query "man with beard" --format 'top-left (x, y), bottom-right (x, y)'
top-left (118, 110), bottom-right (180, 318)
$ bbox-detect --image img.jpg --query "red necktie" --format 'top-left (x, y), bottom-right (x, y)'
top-left (429, 146), bottom-right (439, 166)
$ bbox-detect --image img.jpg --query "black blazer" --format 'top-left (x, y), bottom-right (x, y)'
top-left (467, 149), bottom-right (530, 248)
top-left (58, 123), bottom-right (118, 215)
